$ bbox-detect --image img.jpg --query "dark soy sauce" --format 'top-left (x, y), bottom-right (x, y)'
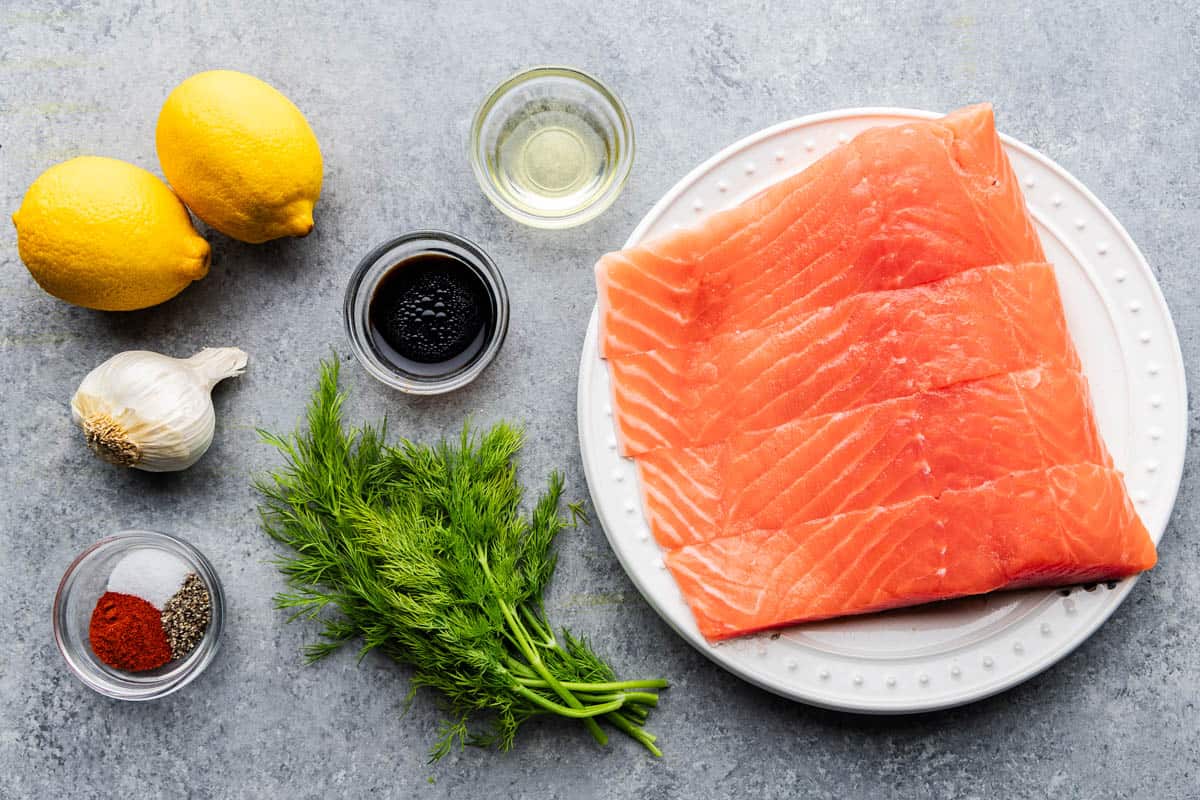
top-left (367, 252), bottom-right (494, 377)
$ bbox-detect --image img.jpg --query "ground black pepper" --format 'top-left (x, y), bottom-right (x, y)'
top-left (160, 573), bottom-right (211, 660)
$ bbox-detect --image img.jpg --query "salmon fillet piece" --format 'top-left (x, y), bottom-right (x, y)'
top-left (596, 103), bottom-right (1044, 358)
top-left (609, 262), bottom-right (1078, 456)
top-left (637, 367), bottom-right (1112, 549)
top-left (665, 464), bottom-right (1157, 640)
top-left (595, 105), bottom-right (1156, 639)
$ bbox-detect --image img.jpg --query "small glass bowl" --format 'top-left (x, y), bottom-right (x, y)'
top-left (470, 66), bottom-right (635, 229)
top-left (344, 230), bottom-right (509, 395)
top-left (53, 530), bottom-right (224, 701)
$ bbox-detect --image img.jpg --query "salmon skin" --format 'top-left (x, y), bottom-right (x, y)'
top-left (665, 464), bottom-right (1157, 641)
top-left (609, 262), bottom-right (1079, 456)
top-left (592, 105), bottom-right (1157, 640)
top-left (596, 104), bottom-right (1044, 359)
top-left (636, 367), bottom-right (1112, 550)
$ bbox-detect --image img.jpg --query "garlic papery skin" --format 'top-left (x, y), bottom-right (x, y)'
top-left (70, 347), bottom-right (248, 472)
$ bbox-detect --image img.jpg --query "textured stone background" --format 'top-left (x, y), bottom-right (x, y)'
top-left (2, 1), bottom-right (1197, 797)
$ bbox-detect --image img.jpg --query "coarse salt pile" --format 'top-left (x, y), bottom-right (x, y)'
top-left (107, 549), bottom-right (191, 609)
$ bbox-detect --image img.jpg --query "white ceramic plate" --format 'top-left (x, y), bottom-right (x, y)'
top-left (577, 108), bottom-right (1187, 713)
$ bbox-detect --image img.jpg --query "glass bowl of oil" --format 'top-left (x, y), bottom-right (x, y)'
top-left (470, 66), bottom-right (634, 229)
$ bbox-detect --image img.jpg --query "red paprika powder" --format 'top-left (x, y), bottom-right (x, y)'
top-left (88, 591), bottom-right (172, 672)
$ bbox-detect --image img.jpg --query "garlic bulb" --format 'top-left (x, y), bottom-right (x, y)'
top-left (71, 347), bottom-right (248, 472)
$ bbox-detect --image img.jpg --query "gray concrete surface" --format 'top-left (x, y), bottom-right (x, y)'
top-left (2, 1), bottom-right (1198, 797)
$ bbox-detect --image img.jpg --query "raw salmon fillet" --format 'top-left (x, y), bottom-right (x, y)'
top-left (596, 103), bottom-right (1044, 358)
top-left (637, 367), bottom-right (1112, 549)
top-left (609, 262), bottom-right (1078, 456)
top-left (666, 464), bottom-right (1157, 640)
top-left (592, 105), bottom-right (1157, 639)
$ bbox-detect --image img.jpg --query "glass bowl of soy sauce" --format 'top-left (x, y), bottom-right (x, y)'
top-left (344, 231), bottom-right (509, 394)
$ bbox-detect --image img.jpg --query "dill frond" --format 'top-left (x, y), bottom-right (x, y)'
top-left (256, 360), bottom-right (667, 760)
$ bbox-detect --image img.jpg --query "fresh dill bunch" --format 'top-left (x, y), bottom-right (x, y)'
top-left (255, 360), bottom-right (667, 760)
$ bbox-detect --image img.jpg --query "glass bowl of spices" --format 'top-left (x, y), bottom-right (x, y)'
top-left (53, 529), bottom-right (224, 700)
top-left (470, 65), bottom-right (635, 229)
top-left (344, 230), bottom-right (510, 394)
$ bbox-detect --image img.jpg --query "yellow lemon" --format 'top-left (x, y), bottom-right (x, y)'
top-left (156, 70), bottom-right (323, 244)
top-left (12, 157), bottom-right (210, 311)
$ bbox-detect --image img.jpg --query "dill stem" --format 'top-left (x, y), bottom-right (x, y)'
top-left (604, 711), bottom-right (664, 758)
top-left (508, 608), bottom-right (609, 746)
top-left (504, 627), bottom-right (664, 735)
top-left (480, 549), bottom-right (608, 746)
top-left (512, 685), bottom-right (625, 718)
top-left (599, 691), bottom-right (658, 707)
top-left (520, 605), bottom-right (556, 648)
top-left (526, 688), bottom-right (658, 707)
top-left (614, 709), bottom-right (653, 737)
top-left (509, 610), bottom-right (663, 710)
top-left (512, 675), bottom-right (669, 693)
top-left (621, 706), bottom-right (650, 725)
top-left (505, 655), bottom-right (538, 679)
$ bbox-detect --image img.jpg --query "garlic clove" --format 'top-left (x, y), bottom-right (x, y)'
top-left (70, 347), bottom-right (247, 472)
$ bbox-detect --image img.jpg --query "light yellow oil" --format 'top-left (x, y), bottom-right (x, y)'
top-left (490, 100), bottom-right (616, 217)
